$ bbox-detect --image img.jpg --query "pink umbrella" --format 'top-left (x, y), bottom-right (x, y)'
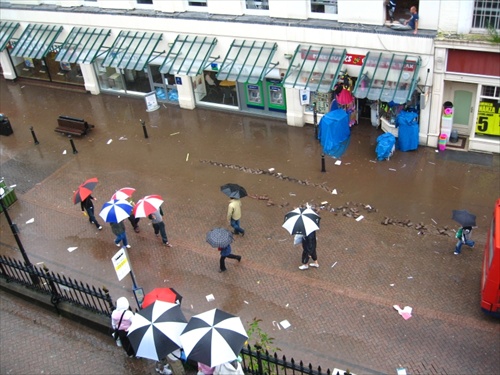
top-left (133, 195), bottom-right (164, 218)
top-left (111, 187), bottom-right (136, 200)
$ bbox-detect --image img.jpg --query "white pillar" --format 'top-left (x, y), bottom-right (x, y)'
top-left (175, 75), bottom-right (195, 110)
top-left (0, 51), bottom-right (16, 80)
top-left (285, 87), bottom-right (305, 127)
top-left (81, 64), bottom-right (100, 95)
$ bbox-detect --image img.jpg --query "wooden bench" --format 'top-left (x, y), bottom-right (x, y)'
top-left (55, 116), bottom-right (93, 136)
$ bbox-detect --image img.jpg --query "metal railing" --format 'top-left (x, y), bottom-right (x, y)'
top-left (241, 345), bottom-right (352, 375)
top-left (0, 255), bottom-right (114, 316)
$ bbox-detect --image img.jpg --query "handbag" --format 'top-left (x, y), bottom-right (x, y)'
top-left (112, 310), bottom-right (126, 341)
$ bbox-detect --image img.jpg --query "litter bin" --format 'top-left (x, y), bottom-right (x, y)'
top-left (0, 180), bottom-right (17, 212)
top-left (443, 101), bottom-right (453, 117)
top-left (0, 114), bottom-right (14, 136)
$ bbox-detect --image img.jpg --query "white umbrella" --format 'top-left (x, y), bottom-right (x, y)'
top-left (133, 195), bottom-right (164, 218)
top-left (127, 301), bottom-right (187, 361)
top-left (180, 308), bottom-right (248, 368)
top-left (282, 207), bottom-right (320, 236)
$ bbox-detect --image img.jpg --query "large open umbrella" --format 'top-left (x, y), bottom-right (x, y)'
top-left (206, 227), bottom-right (234, 248)
top-left (133, 195), bottom-right (164, 218)
top-left (111, 187), bottom-right (136, 201)
top-left (142, 288), bottom-right (183, 309)
top-left (99, 199), bottom-right (133, 223)
top-left (127, 301), bottom-right (187, 361)
top-left (282, 207), bottom-right (320, 236)
top-left (452, 209), bottom-right (476, 227)
top-left (72, 177), bottom-right (98, 204)
top-left (220, 183), bottom-right (247, 199)
top-left (180, 308), bottom-right (248, 368)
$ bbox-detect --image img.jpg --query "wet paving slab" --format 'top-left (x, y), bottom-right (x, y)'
top-left (1, 80), bottom-right (499, 374)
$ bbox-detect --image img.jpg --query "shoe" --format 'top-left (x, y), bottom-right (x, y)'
top-left (309, 263), bottom-right (319, 268)
top-left (98, 226), bottom-right (102, 230)
top-left (237, 256), bottom-right (242, 262)
top-left (116, 243), bottom-right (121, 247)
top-left (134, 227), bottom-right (140, 233)
top-left (164, 242), bottom-right (172, 247)
top-left (219, 269), bottom-right (226, 273)
top-left (241, 231), bottom-right (245, 237)
top-left (126, 245), bottom-right (131, 249)
top-left (454, 252), bottom-right (459, 255)
top-left (299, 265), bottom-right (309, 270)
top-left (155, 234), bottom-right (160, 238)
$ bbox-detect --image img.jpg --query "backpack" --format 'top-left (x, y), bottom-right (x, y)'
top-left (455, 228), bottom-right (463, 239)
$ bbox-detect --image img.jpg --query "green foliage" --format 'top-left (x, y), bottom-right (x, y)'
top-left (486, 23), bottom-right (500, 43)
top-left (246, 318), bottom-right (281, 353)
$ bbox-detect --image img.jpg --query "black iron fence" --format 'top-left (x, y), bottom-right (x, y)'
top-left (241, 345), bottom-right (351, 375)
top-left (0, 254), bottom-right (114, 316)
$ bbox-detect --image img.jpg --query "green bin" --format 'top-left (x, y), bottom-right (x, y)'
top-left (0, 180), bottom-right (17, 213)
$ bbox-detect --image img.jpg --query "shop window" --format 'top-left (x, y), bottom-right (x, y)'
top-left (137, 0), bottom-right (153, 4)
top-left (311, 0), bottom-right (338, 14)
top-left (475, 85), bottom-right (500, 137)
top-left (482, 85), bottom-right (500, 98)
top-left (472, 0), bottom-right (500, 30)
top-left (246, 0), bottom-right (269, 10)
top-left (188, 0), bottom-right (207, 6)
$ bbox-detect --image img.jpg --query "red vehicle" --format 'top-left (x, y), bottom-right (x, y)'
top-left (481, 198), bottom-right (500, 318)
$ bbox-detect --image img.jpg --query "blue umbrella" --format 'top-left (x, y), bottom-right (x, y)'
top-left (99, 199), bottom-right (133, 223)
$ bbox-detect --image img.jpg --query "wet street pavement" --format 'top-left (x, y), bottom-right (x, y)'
top-left (1, 80), bottom-right (499, 375)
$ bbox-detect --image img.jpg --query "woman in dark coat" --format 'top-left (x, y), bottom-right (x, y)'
top-left (299, 231), bottom-right (319, 270)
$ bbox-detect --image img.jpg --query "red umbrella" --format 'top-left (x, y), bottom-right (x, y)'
top-left (111, 187), bottom-right (136, 200)
top-left (133, 195), bottom-right (164, 218)
top-left (142, 287), bottom-right (183, 309)
top-left (73, 177), bottom-right (98, 204)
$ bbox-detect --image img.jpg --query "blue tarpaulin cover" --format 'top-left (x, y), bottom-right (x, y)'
top-left (396, 111), bottom-right (419, 151)
top-left (318, 109), bottom-right (351, 158)
top-left (376, 133), bottom-right (396, 160)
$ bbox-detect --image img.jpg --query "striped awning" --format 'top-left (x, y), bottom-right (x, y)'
top-left (0, 21), bottom-right (20, 52)
top-left (101, 30), bottom-right (163, 71)
top-left (10, 23), bottom-right (62, 59)
top-left (217, 39), bottom-right (277, 84)
top-left (352, 52), bottom-right (421, 104)
top-left (160, 34), bottom-right (217, 76)
top-left (55, 27), bottom-right (111, 64)
top-left (283, 44), bottom-right (346, 93)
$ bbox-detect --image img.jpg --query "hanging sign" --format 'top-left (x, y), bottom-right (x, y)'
top-left (476, 100), bottom-right (500, 136)
top-left (111, 247), bottom-right (131, 281)
top-left (299, 88), bottom-right (310, 105)
top-left (145, 91), bottom-right (160, 112)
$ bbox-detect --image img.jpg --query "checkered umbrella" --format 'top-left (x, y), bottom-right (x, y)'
top-left (206, 227), bottom-right (234, 248)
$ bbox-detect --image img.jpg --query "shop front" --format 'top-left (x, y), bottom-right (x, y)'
top-left (94, 30), bottom-right (164, 97)
top-left (0, 22), bottom-right (20, 78)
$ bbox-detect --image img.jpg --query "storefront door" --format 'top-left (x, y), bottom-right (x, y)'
top-left (447, 82), bottom-right (476, 135)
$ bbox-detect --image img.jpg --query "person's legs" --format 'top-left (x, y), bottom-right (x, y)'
top-left (465, 239), bottom-right (475, 248)
top-left (153, 223), bottom-right (160, 236)
top-left (309, 248), bottom-right (319, 267)
top-left (122, 232), bottom-right (129, 247)
top-left (300, 249), bottom-right (309, 269)
top-left (231, 218), bottom-right (244, 235)
top-left (454, 240), bottom-right (464, 254)
top-left (118, 330), bottom-right (135, 357)
top-left (159, 222), bottom-right (168, 244)
top-left (227, 254), bottom-right (241, 262)
top-left (219, 256), bottom-right (227, 272)
top-left (87, 207), bottom-right (101, 228)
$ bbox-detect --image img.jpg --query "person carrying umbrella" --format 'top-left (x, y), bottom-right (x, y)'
top-left (454, 226), bottom-right (475, 255)
top-left (299, 231), bottom-right (319, 270)
top-left (81, 195), bottom-right (102, 230)
top-left (110, 220), bottom-right (131, 249)
top-left (149, 208), bottom-right (172, 247)
top-left (227, 198), bottom-right (245, 236)
top-left (218, 244), bottom-right (241, 273)
top-left (111, 297), bottom-right (136, 357)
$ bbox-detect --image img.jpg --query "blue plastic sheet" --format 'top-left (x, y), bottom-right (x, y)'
top-left (376, 133), bottom-right (396, 161)
top-left (396, 111), bottom-right (419, 152)
top-left (318, 109), bottom-right (351, 158)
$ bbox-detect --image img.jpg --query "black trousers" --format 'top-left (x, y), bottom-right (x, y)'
top-left (117, 330), bottom-right (135, 356)
top-left (220, 254), bottom-right (240, 271)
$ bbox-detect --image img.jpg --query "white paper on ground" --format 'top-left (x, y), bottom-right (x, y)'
top-left (332, 189), bottom-right (337, 195)
top-left (280, 319), bottom-right (291, 329)
top-left (67, 247), bottom-right (78, 252)
top-left (397, 367), bottom-right (407, 375)
top-left (107, 139), bottom-right (113, 144)
top-left (63, 150), bottom-right (67, 154)
top-left (25, 218), bottom-right (35, 224)
top-left (356, 215), bottom-right (364, 221)
top-left (335, 160), bottom-right (342, 165)
top-left (206, 294), bottom-right (215, 302)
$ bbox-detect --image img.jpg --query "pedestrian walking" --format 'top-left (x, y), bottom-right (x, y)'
top-left (218, 244), bottom-right (241, 273)
top-left (127, 198), bottom-right (140, 233)
top-left (454, 226), bottom-right (475, 255)
top-left (227, 198), bottom-right (245, 236)
top-left (81, 195), bottom-right (102, 230)
top-left (111, 297), bottom-right (136, 358)
top-left (299, 231), bottom-right (319, 270)
top-left (110, 221), bottom-right (130, 248)
top-left (149, 208), bottom-right (172, 247)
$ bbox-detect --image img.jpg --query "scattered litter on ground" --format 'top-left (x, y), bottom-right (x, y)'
top-left (331, 261), bottom-right (338, 268)
top-left (431, 218), bottom-right (437, 224)
top-left (10, 184), bottom-right (16, 188)
top-left (428, 161), bottom-right (435, 165)
top-left (285, 303), bottom-right (289, 307)
top-left (67, 247), bottom-right (78, 252)
top-left (244, 300), bottom-right (249, 304)
top-left (345, 163), bottom-right (351, 165)
top-left (272, 321), bottom-right (281, 330)
top-left (186, 153), bottom-right (189, 162)
top-left (393, 305), bottom-right (412, 320)
top-left (335, 160), bottom-right (342, 165)
top-left (118, 136), bottom-right (127, 141)
top-left (289, 192), bottom-right (296, 196)
top-left (257, 280), bottom-right (260, 284)
top-left (356, 215), bottom-right (364, 221)
top-left (63, 150), bottom-right (67, 154)
top-left (107, 139), bottom-right (112, 144)
top-left (397, 367), bottom-right (407, 375)
top-left (205, 294), bottom-right (215, 302)
top-left (390, 284), bottom-right (395, 287)
top-left (268, 168), bottom-right (275, 172)
top-left (369, 160), bottom-right (377, 163)
top-left (190, 304), bottom-right (193, 309)
top-left (435, 149), bottom-right (439, 153)
top-left (332, 189), bottom-right (337, 195)
top-left (321, 201), bottom-right (328, 205)
top-left (36, 262), bottom-right (44, 265)
top-left (407, 276), bottom-right (413, 279)
top-left (389, 168), bottom-right (397, 171)
top-left (401, 164), bottom-right (406, 168)
top-left (170, 132), bottom-right (180, 136)
top-left (280, 320), bottom-right (291, 329)
top-left (25, 218), bottom-right (34, 224)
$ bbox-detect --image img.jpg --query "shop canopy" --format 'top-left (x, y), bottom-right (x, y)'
top-left (10, 23), bottom-right (62, 59)
top-left (0, 21), bottom-right (20, 52)
top-left (283, 45), bottom-right (347, 93)
top-left (352, 52), bottom-right (421, 104)
top-left (55, 27), bottom-right (111, 64)
top-left (101, 30), bottom-right (163, 71)
top-left (160, 34), bottom-right (217, 76)
top-left (217, 39), bottom-right (278, 84)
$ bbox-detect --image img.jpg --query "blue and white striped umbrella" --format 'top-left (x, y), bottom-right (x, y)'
top-left (282, 207), bottom-right (320, 236)
top-left (99, 199), bottom-right (133, 223)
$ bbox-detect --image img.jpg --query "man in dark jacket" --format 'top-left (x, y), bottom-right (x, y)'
top-left (81, 195), bottom-right (102, 230)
